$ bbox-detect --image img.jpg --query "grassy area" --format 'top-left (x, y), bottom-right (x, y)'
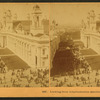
top-left (86, 55), bottom-right (100, 70)
top-left (81, 48), bottom-right (97, 56)
top-left (0, 48), bottom-right (13, 55)
top-left (2, 55), bottom-right (30, 70)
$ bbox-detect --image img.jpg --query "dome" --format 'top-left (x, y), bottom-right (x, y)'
top-left (33, 5), bottom-right (42, 14)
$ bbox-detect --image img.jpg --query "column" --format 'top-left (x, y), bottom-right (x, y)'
top-left (34, 47), bottom-right (37, 68)
top-left (37, 47), bottom-right (41, 68)
top-left (16, 39), bottom-right (18, 54)
top-left (22, 42), bottom-right (24, 58)
top-left (27, 44), bottom-right (29, 63)
top-left (24, 43), bottom-right (27, 61)
top-left (30, 45), bottom-right (35, 68)
top-left (20, 41), bottom-right (22, 57)
top-left (29, 44), bottom-right (31, 64)
top-left (26, 44), bottom-right (28, 62)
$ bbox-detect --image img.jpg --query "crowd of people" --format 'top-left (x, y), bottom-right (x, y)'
top-left (50, 69), bottom-right (100, 87)
top-left (0, 57), bottom-right (49, 87)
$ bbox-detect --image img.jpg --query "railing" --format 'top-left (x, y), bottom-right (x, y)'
top-left (0, 31), bottom-right (49, 43)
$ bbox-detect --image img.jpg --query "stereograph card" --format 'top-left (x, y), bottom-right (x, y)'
top-left (0, 2), bottom-right (99, 97)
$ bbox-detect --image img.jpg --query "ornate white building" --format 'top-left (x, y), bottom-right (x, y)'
top-left (0, 5), bottom-right (50, 69)
top-left (81, 10), bottom-right (100, 54)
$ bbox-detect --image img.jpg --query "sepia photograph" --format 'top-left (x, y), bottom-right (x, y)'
top-left (0, 3), bottom-right (50, 87)
top-left (50, 3), bottom-right (100, 87)
top-left (1, 2), bottom-right (100, 97)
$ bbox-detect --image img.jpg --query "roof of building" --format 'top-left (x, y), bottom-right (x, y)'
top-left (96, 20), bottom-right (100, 23)
top-left (13, 20), bottom-right (32, 32)
top-left (86, 55), bottom-right (100, 70)
top-left (34, 33), bottom-right (43, 37)
top-left (0, 48), bottom-right (30, 70)
top-left (80, 48), bottom-right (97, 56)
top-left (2, 55), bottom-right (30, 70)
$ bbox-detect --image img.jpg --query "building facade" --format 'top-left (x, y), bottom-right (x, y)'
top-left (0, 5), bottom-right (50, 69)
top-left (81, 10), bottom-right (100, 54)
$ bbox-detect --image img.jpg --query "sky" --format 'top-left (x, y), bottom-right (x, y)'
top-left (0, 3), bottom-right (50, 21)
top-left (50, 3), bottom-right (100, 26)
top-left (0, 3), bottom-right (100, 26)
